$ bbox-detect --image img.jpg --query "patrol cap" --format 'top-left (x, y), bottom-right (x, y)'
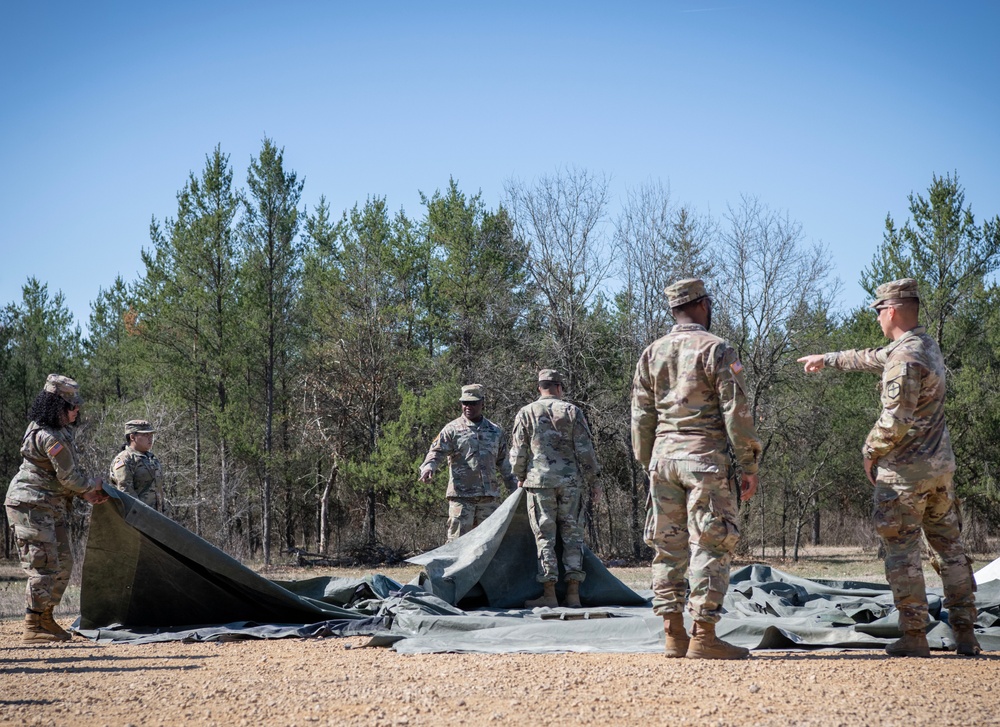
top-left (665, 278), bottom-right (710, 309)
top-left (869, 278), bottom-right (920, 309)
top-left (459, 384), bottom-right (485, 403)
top-left (44, 374), bottom-right (82, 407)
top-left (125, 419), bottom-right (157, 435)
top-left (538, 369), bottom-right (564, 384)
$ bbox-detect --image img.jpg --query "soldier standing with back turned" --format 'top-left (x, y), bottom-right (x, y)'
top-left (631, 279), bottom-right (761, 659)
top-left (510, 369), bottom-right (600, 609)
top-left (798, 278), bottom-right (980, 657)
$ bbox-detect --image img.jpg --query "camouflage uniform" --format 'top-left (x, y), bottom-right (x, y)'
top-left (822, 279), bottom-right (976, 632)
top-left (632, 279), bottom-right (761, 623)
top-left (109, 420), bottom-right (163, 509)
top-left (509, 370), bottom-right (600, 583)
top-left (4, 375), bottom-right (101, 613)
top-left (420, 385), bottom-right (517, 542)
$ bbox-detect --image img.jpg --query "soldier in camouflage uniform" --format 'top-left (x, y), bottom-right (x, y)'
top-left (510, 369), bottom-right (600, 609)
top-left (109, 419), bottom-right (164, 510)
top-left (799, 278), bottom-right (981, 657)
top-left (420, 384), bottom-right (517, 542)
top-left (632, 279), bottom-right (761, 659)
top-left (4, 374), bottom-right (109, 644)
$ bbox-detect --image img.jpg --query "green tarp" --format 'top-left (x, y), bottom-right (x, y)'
top-left (76, 487), bottom-right (1000, 653)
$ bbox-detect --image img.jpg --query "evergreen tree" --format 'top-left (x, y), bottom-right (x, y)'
top-left (239, 138), bottom-right (305, 564)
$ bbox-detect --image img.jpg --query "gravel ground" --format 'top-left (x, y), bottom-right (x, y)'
top-left (3, 618), bottom-right (1000, 727)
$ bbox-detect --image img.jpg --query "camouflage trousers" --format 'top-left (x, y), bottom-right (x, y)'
top-left (525, 485), bottom-right (586, 583)
top-left (5, 501), bottom-right (73, 613)
top-left (645, 458), bottom-right (739, 623)
top-left (446, 496), bottom-right (500, 542)
top-left (873, 472), bottom-right (977, 631)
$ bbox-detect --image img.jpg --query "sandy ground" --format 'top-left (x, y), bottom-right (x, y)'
top-left (3, 617), bottom-right (1000, 727)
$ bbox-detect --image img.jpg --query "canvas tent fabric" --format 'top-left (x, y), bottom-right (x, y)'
top-left (75, 487), bottom-right (1000, 653)
top-left (79, 487), bottom-right (379, 634)
top-left (406, 489), bottom-right (647, 609)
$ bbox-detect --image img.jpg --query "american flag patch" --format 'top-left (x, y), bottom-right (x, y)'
top-left (730, 361), bottom-right (743, 375)
top-left (47, 441), bottom-right (63, 457)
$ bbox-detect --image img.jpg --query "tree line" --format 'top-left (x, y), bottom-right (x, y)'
top-left (3, 139), bottom-right (999, 566)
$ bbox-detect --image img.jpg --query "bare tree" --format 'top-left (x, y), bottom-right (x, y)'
top-left (505, 167), bottom-right (612, 398)
top-left (712, 195), bottom-right (839, 555)
top-left (613, 180), bottom-right (715, 556)
top-left (615, 180), bottom-right (715, 350)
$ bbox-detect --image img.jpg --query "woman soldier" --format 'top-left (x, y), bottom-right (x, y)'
top-left (4, 374), bottom-right (108, 643)
top-left (108, 419), bottom-right (163, 510)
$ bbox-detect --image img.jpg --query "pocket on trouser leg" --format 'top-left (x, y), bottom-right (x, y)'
top-left (20, 540), bottom-right (57, 573)
top-left (872, 489), bottom-right (902, 541)
top-left (692, 510), bottom-right (739, 555)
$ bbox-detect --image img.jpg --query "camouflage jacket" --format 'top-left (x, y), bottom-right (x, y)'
top-left (509, 395), bottom-right (600, 489)
top-left (420, 415), bottom-right (517, 498)
top-left (109, 446), bottom-right (163, 501)
top-left (824, 326), bottom-right (955, 483)
top-left (5, 422), bottom-right (98, 507)
top-left (631, 323), bottom-right (761, 474)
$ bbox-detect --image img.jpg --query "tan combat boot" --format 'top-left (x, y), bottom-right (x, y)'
top-left (663, 613), bottom-right (690, 658)
top-left (885, 629), bottom-right (931, 657)
top-left (23, 611), bottom-right (62, 644)
top-left (953, 625), bottom-right (982, 656)
top-left (686, 621), bottom-right (749, 660)
top-left (564, 580), bottom-right (582, 608)
top-left (40, 607), bottom-right (72, 641)
top-left (525, 581), bottom-right (559, 608)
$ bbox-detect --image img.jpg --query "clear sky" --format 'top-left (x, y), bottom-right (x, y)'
top-left (2, 1), bottom-right (998, 331)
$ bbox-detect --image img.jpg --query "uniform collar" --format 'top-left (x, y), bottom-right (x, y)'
top-left (886, 325), bottom-right (926, 352)
top-left (671, 323), bottom-right (706, 332)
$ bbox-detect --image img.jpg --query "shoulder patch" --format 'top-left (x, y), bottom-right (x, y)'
top-left (114, 460), bottom-right (127, 472)
top-left (47, 441), bottom-right (63, 457)
top-left (730, 361), bottom-right (743, 375)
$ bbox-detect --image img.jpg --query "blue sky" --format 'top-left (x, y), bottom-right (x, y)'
top-left (2, 1), bottom-right (998, 331)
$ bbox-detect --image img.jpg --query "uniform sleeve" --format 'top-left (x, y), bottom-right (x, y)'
top-left (572, 409), bottom-right (601, 487)
top-left (495, 430), bottom-right (518, 491)
top-left (110, 452), bottom-right (134, 490)
top-left (508, 412), bottom-right (530, 482)
top-left (420, 425), bottom-right (454, 474)
top-left (630, 349), bottom-right (657, 469)
top-left (716, 345), bottom-right (762, 475)
top-left (824, 347), bottom-right (888, 373)
top-left (864, 356), bottom-right (920, 459)
top-left (39, 430), bottom-right (94, 496)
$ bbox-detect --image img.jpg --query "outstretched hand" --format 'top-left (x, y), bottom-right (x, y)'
top-left (797, 354), bottom-right (825, 373)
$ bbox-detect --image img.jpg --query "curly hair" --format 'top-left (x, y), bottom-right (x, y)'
top-left (27, 391), bottom-right (73, 429)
